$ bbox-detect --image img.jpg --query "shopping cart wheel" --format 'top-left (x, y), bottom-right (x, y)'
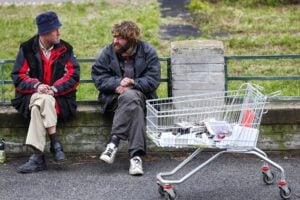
top-left (163, 189), bottom-right (177, 200)
top-left (279, 186), bottom-right (292, 200)
top-left (262, 171), bottom-right (275, 185)
top-left (157, 183), bottom-right (177, 199)
top-left (158, 185), bottom-right (164, 196)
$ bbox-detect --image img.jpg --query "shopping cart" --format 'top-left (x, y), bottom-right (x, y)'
top-left (146, 83), bottom-right (292, 200)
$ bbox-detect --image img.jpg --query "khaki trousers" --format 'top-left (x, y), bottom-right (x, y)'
top-left (25, 93), bottom-right (57, 152)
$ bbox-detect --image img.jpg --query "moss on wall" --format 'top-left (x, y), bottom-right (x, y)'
top-left (1, 104), bottom-right (300, 153)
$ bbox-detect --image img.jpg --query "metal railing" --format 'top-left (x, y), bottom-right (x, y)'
top-left (1, 54), bottom-right (300, 105)
top-left (0, 57), bottom-right (172, 105)
top-left (224, 54), bottom-right (300, 100)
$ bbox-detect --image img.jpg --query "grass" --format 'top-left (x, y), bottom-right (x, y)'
top-left (226, 59), bottom-right (300, 96)
top-left (190, 3), bottom-right (300, 55)
top-left (187, 1), bottom-right (300, 95)
top-left (0, 0), bottom-right (167, 101)
top-left (0, 0), bottom-right (299, 102)
top-left (0, 1), bottom-right (162, 58)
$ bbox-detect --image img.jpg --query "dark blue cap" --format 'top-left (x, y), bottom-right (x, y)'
top-left (36, 11), bottom-right (62, 35)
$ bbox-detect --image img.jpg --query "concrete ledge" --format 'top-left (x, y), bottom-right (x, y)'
top-left (1, 101), bottom-right (300, 153)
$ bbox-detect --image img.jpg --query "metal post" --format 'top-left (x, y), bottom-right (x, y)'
top-left (166, 57), bottom-right (172, 97)
top-left (224, 56), bottom-right (228, 92)
top-left (1, 60), bottom-right (5, 103)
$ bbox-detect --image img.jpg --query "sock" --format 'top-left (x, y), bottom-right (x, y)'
top-left (131, 150), bottom-right (145, 158)
top-left (49, 133), bottom-right (58, 144)
top-left (32, 146), bottom-right (43, 155)
top-left (110, 135), bottom-right (120, 147)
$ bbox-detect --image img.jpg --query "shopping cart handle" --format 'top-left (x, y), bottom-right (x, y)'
top-left (238, 83), bottom-right (264, 91)
top-left (262, 90), bottom-right (282, 114)
top-left (267, 90), bottom-right (282, 98)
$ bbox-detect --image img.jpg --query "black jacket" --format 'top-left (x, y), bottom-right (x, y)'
top-left (91, 41), bottom-right (161, 113)
top-left (11, 35), bottom-right (80, 121)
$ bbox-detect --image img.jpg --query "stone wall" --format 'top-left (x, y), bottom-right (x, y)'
top-left (0, 102), bottom-right (300, 153)
top-left (0, 104), bottom-right (113, 153)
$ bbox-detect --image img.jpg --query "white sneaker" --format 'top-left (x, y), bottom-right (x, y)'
top-left (129, 156), bottom-right (144, 176)
top-left (99, 143), bottom-right (118, 164)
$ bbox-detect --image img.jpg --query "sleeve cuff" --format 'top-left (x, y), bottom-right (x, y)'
top-left (34, 82), bottom-right (42, 89)
top-left (50, 86), bottom-right (58, 93)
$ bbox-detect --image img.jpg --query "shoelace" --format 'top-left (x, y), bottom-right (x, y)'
top-left (132, 158), bottom-right (141, 168)
top-left (104, 147), bottom-right (114, 157)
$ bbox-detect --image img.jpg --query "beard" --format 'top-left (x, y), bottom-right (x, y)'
top-left (113, 42), bottom-right (130, 54)
top-left (114, 39), bottom-right (138, 56)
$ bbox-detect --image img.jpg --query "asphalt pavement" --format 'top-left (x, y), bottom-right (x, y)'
top-left (0, 151), bottom-right (299, 200)
top-left (0, 1), bottom-right (299, 199)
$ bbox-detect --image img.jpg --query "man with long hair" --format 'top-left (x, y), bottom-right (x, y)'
top-left (92, 20), bottom-right (160, 175)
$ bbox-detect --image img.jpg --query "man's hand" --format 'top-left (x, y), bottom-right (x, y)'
top-left (46, 89), bottom-right (54, 96)
top-left (37, 84), bottom-right (51, 94)
top-left (120, 77), bottom-right (134, 87)
top-left (115, 86), bottom-right (129, 94)
top-left (37, 84), bottom-right (54, 96)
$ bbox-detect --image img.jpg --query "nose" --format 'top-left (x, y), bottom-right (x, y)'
top-left (114, 37), bottom-right (120, 43)
top-left (53, 28), bottom-right (60, 36)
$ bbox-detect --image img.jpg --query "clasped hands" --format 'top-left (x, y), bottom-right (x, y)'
top-left (37, 84), bottom-right (54, 96)
top-left (116, 77), bottom-right (134, 94)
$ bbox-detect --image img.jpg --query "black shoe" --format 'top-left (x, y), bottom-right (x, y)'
top-left (17, 154), bottom-right (47, 173)
top-left (50, 141), bottom-right (66, 162)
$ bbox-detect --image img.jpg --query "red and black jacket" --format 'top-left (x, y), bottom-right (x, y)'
top-left (11, 35), bottom-right (80, 121)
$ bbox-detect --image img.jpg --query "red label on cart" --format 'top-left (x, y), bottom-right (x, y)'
top-left (242, 109), bottom-right (255, 127)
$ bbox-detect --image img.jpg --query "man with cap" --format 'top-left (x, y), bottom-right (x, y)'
top-left (91, 20), bottom-right (160, 176)
top-left (11, 11), bottom-right (80, 173)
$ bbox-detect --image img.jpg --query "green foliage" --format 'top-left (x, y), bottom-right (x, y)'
top-left (190, 3), bottom-right (300, 55)
top-left (0, 0), bottom-right (165, 101)
top-left (187, 0), bottom-right (212, 23)
top-left (227, 59), bottom-right (300, 95)
top-left (1, 0), bottom-right (300, 101)
top-left (187, 0), bottom-right (212, 11)
top-left (0, 1), bottom-right (161, 59)
top-left (187, 1), bottom-right (300, 96)
top-left (222, 0), bottom-right (289, 6)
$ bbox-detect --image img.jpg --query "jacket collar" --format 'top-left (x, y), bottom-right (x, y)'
top-left (108, 45), bottom-right (122, 76)
top-left (31, 35), bottom-right (66, 54)
top-left (108, 41), bottom-right (146, 77)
